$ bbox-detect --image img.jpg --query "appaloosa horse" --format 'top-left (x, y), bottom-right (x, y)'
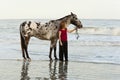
top-left (20, 12), bottom-right (83, 61)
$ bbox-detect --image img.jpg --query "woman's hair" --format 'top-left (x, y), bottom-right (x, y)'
top-left (60, 21), bottom-right (66, 29)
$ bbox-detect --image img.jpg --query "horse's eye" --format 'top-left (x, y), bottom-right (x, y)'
top-left (74, 17), bottom-right (77, 20)
top-left (73, 16), bottom-right (76, 19)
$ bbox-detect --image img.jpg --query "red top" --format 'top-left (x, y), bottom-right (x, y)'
top-left (59, 28), bottom-right (67, 41)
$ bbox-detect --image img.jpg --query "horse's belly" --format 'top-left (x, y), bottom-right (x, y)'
top-left (34, 32), bottom-right (52, 40)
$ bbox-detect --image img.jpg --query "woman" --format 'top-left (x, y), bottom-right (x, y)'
top-left (59, 21), bottom-right (77, 61)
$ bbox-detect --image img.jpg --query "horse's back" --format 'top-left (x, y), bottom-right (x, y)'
top-left (20, 20), bottom-right (59, 40)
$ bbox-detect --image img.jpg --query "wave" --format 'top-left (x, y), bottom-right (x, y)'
top-left (78, 27), bottom-right (120, 36)
top-left (75, 41), bottom-right (120, 46)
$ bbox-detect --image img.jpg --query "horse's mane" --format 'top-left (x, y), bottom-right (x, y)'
top-left (56, 15), bottom-right (71, 21)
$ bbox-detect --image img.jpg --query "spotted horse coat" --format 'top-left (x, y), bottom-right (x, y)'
top-left (20, 12), bottom-right (83, 61)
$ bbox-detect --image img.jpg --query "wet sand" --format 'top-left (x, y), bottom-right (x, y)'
top-left (0, 59), bottom-right (120, 80)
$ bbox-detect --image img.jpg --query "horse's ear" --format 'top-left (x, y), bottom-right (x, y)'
top-left (71, 12), bottom-right (74, 15)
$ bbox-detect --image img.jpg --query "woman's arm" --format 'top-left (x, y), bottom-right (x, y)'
top-left (59, 31), bottom-right (63, 46)
top-left (67, 28), bottom-right (77, 33)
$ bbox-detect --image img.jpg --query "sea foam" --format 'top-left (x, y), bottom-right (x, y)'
top-left (78, 27), bottom-right (120, 36)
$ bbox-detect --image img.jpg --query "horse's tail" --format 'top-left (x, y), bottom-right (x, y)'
top-left (20, 25), bottom-right (26, 56)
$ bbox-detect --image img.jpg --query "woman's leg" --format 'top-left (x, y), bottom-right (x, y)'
top-left (64, 41), bottom-right (68, 61)
top-left (62, 41), bottom-right (68, 61)
top-left (59, 42), bottom-right (63, 61)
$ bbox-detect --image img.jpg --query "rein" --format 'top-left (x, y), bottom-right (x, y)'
top-left (75, 28), bottom-right (79, 39)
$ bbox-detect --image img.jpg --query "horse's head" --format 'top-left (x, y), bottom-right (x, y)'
top-left (70, 12), bottom-right (83, 28)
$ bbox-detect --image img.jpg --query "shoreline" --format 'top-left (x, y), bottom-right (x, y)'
top-left (0, 58), bottom-right (120, 65)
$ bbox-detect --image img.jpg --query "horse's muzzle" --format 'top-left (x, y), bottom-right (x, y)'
top-left (78, 24), bottom-right (83, 28)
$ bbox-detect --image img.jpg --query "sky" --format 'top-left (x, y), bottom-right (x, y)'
top-left (0, 0), bottom-right (120, 19)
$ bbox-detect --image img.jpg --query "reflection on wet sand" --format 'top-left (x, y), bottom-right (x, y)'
top-left (20, 61), bottom-right (30, 80)
top-left (58, 61), bottom-right (68, 79)
top-left (20, 60), bottom-right (68, 80)
top-left (49, 60), bottom-right (68, 80)
top-left (49, 60), bottom-right (57, 79)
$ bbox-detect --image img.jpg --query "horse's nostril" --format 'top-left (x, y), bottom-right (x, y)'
top-left (81, 25), bottom-right (83, 28)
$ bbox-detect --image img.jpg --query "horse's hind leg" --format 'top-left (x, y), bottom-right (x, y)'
top-left (20, 32), bottom-right (26, 60)
top-left (21, 44), bottom-right (26, 60)
top-left (21, 47), bottom-right (25, 59)
top-left (24, 37), bottom-right (31, 61)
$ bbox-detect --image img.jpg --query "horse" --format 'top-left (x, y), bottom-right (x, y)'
top-left (19, 12), bottom-right (83, 61)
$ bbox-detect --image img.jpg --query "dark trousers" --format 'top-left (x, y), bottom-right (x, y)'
top-left (59, 41), bottom-right (68, 61)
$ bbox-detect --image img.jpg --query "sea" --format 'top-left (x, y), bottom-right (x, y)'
top-left (0, 19), bottom-right (120, 64)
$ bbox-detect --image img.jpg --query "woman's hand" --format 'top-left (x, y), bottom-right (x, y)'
top-left (60, 41), bottom-right (63, 46)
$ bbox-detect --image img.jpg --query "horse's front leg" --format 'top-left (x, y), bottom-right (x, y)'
top-left (54, 46), bottom-right (58, 60)
top-left (49, 39), bottom-right (58, 60)
top-left (49, 47), bottom-right (53, 60)
top-left (49, 46), bottom-right (58, 60)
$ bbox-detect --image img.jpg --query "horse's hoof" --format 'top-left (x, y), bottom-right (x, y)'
top-left (23, 58), bottom-right (27, 62)
top-left (50, 58), bottom-right (53, 61)
top-left (28, 58), bottom-right (31, 62)
top-left (55, 58), bottom-right (58, 60)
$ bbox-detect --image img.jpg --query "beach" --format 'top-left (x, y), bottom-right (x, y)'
top-left (0, 19), bottom-right (120, 80)
top-left (0, 59), bottom-right (120, 80)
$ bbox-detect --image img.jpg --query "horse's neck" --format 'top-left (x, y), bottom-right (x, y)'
top-left (57, 17), bottom-right (71, 26)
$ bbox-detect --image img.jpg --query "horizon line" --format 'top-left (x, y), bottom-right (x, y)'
top-left (0, 18), bottom-right (120, 20)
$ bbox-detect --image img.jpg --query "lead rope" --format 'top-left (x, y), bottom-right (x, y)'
top-left (76, 28), bottom-right (79, 40)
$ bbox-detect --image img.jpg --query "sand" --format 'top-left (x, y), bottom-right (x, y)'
top-left (0, 59), bottom-right (120, 80)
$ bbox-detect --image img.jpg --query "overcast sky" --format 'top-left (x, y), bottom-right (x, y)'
top-left (0, 0), bottom-right (120, 19)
